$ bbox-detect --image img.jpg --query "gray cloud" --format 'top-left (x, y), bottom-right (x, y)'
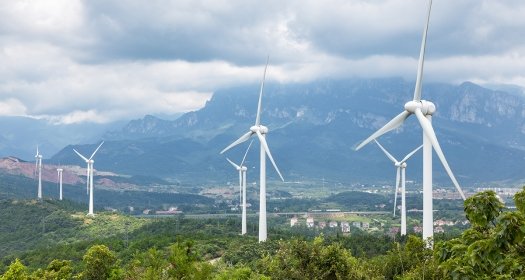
top-left (0, 0), bottom-right (524, 123)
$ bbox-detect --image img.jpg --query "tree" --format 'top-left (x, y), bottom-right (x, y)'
top-left (80, 245), bottom-right (122, 280)
top-left (214, 265), bottom-right (269, 280)
top-left (435, 190), bottom-right (525, 279)
top-left (32, 259), bottom-right (73, 280)
top-left (126, 248), bottom-right (169, 280)
top-left (259, 236), bottom-right (379, 279)
top-left (166, 240), bottom-right (213, 280)
top-left (1, 259), bottom-right (29, 280)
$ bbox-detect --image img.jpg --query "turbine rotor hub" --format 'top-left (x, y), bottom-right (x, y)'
top-left (404, 100), bottom-right (436, 115)
top-left (250, 125), bottom-right (268, 134)
top-left (241, 166), bottom-right (247, 171)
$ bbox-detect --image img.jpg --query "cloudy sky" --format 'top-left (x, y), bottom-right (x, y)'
top-left (0, 0), bottom-right (524, 124)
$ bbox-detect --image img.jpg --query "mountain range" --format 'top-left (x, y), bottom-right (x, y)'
top-left (5, 78), bottom-right (525, 189)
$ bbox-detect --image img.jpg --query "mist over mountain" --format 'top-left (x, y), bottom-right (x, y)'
top-left (0, 116), bottom-right (125, 160)
top-left (47, 78), bottom-right (525, 187)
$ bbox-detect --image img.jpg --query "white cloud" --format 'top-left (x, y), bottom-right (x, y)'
top-left (0, 98), bottom-right (27, 116)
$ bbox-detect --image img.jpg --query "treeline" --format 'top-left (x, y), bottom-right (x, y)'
top-left (1, 188), bottom-right (525, 279)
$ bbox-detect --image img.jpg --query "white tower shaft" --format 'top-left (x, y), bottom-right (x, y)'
top-left (88, 162), bottom-right (94, 216)
top-left (58, 169), bottom-right (63, 201)
top-left (242, 169), bottom-right (247, 235)
top-left (259, 139), bottom-right (267, 242)
top-left (401, 167), bottom-right (406, 236)
top-left (37, 157), bottom-right (42, 199)
top-left (422, 115), bottom-right (433, 245)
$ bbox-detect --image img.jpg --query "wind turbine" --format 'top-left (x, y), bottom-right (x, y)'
top-left (35, 147), bottom-right (43, 200)
top-left (57, 167), bottom-right (63, 201)
top-left (73, 141), bottom-right (104, 216)
top-left (374, 140), bottom-right (422, 236)
top-left (226, 140), bottom-right (253, 235)
top-left (355, 0), bottom-right (465, 244)
top-left (220, 57), bottom-right (284, 242)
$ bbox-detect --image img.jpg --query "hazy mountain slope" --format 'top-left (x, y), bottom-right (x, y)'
top-left (50, 78), bottom-right (525, 187)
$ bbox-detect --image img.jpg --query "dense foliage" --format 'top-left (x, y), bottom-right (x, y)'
top-left (2, 188), bottom-right (525, 279)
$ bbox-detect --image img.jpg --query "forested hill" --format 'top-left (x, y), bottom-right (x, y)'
top-left (1, 188), bottom-right (525, 279)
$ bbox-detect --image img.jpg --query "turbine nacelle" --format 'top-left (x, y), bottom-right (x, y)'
top-left (395, 162), bottom-right (407, 168)
top-left (404, 100), bottom-right (436, 115)
top-left (250, 125), bottom-right (268, 135)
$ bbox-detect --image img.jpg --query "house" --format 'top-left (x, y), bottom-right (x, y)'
top-left (352, 221), bottom-right (361, 228)
top-left (329, 221), bottom-right (338, 228)
top-left (390, 227), bottom-right (400, 235)
top-left (413, 226), bottom-right (423, 233)
top-left (341, 222), bottom-right (350, 233)
top-left (306, 216), bottom-right (314, 228)
top-left (142, 209), bottom-right (152, 215)
top-left (290, 216), bottom-right (299, 227)
top-left (362, 222), bottom-right (370, 230)
top-left (434, 226), bottom-right (445, 233)
top-left (434, 219), bottom-right (454, 226)
top-left (156, 207), bottom-right (182, 215)
top-left (318, 221), bottom-right (326, 229)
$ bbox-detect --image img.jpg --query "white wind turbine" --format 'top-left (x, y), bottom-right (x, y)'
top-left (35, 147), bottom-right (43, 200)
top-left (355, 0), bottom-right (465, 244)
top-left (374, 140), bottom-right (422, 236)
top-left (57, 167), bottom-right (63, 201)
top-left (226, 140), bottom-right (253, 235)
top-left (73, 141), bottom-right (104, 216)
top-left (220, 57), bottom-right (284, 242)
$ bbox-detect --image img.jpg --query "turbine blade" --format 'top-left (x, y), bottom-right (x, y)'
top-left (73, 149), bottom-right (89, 162)
top-left (220, 131), bottom-right (253, 154)
top-left (226, 158), bottom-right (240, 169)
top-left (355, 110), bottom-right (411, 150)
top-left (255, 56), bottom-right (269, 126)
top-left (89, 141), bottom-right (104, 160)
top-left (414, 109), bottom-right (466, 200)
top-left (255, 130), bottom-right (284, 181)
top-left (400, 145), bottom-right (423, 164)
top-left (394, 167), bottom-right (400, 217)
top-left (374, 139), bottom-right (398, 164)
top-left (412, 0), bottom-right (432, 101)
top-left (240, 140), bottom-right (254, 167)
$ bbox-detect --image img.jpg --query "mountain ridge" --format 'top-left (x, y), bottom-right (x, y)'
top-left (40, 78), bottom-right (525, 187)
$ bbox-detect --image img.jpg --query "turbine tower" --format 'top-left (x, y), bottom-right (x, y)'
top-left (73, 141), bottom-right (104, 216)
top-left (226, 140), bottom-right (253, 235)
top-left (57, 167), bottom-right (63, 201)
top-left (355, 0), bottom-right (465, 245)
top-left (35, 147), bottom-right (43, 200)
top-left (220, 57), bottom-right (284, 242)
top-left (374, 140), bottom-right (422, 236)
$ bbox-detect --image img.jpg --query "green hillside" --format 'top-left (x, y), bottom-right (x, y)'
top-left (1, 187), bottom-right (524, 279)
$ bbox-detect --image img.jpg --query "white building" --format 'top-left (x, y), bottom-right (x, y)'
top-left (290, 216), bottom-right (299, 227)
top-left (306, 216), bottom-right (314, 228)
top-left (341, 222), bottom-right (350, 233)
